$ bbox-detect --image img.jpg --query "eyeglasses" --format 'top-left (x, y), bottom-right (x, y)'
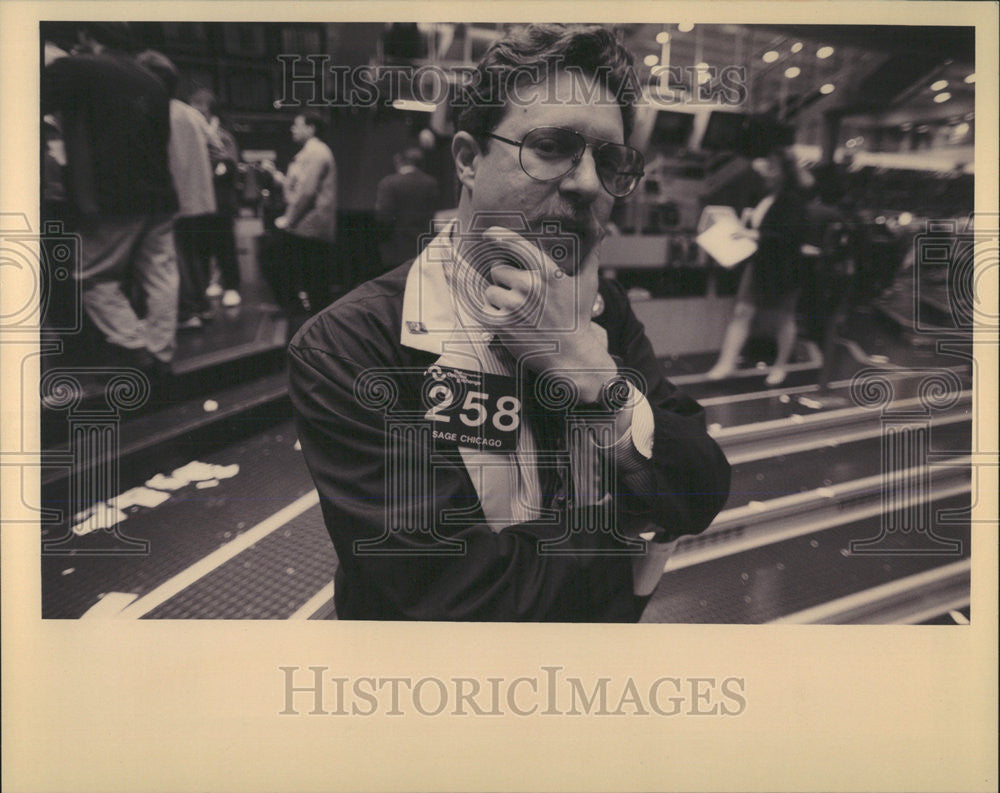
top-left (486, 127), bottom-right (645, 198)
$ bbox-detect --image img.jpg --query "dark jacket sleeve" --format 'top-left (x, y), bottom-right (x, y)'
top-left (287, 297), bottom-right (638, 622)
top-left (599, 278), bottom-right (732, 539)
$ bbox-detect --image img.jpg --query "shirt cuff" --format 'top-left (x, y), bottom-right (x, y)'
top-left (593, 384), bottom-right (654, 471)
top-left (628, 386), bottom-right (654, 459)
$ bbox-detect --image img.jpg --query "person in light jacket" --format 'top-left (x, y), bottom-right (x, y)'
top-left (263, 112), bottom-right (338, 313)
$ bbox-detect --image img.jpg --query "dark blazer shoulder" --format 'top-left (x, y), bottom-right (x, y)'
top-left (289, 261), bottom-right (412, 362)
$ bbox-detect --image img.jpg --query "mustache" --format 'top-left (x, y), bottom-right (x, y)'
top-left (528, 211), bottom-right (605, 245)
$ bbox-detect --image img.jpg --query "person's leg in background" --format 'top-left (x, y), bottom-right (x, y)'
top-left (302, 235), bottom-right (336, 314)
top-left (268, 229), bottom-right (300, 313)
top-left (174, 214), bottom-right (212, 327)
top-left (707, 263), bottom-right (757, 381)
top-left (134, 212), bottom-right (180, 367)
top-left (766, 289), bottom-right (801, 386)
top-left (76, 215), bottom-right (151, 364)
top-left (208, 212), bottom-right (241, 306)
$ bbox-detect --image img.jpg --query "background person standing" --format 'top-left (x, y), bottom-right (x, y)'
top-left (188, 86), bottom-right (243, 308)
top-left (374, 146), bottom-right (441, 268)
top-left (42, 23), bottom-right (179, 372)
top-left (136, 50), bottom-right (224, 331)
top-left (261, 113), bottom-right (337, 314)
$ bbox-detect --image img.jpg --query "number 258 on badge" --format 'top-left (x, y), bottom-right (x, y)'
top-left (421, 365), bottom-right (520, 452)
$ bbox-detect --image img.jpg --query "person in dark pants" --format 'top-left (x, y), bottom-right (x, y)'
top-left (42, 23), bottom-right (179, 371)
top-left (375, 146), bottom-right (441, 268)
top-left (189, 87), bottom-right (243, 308)
top-left (287, 24), bottom-right (730, 621)
top-left (261, 113), bottom-right (337, 314)
top-left (136, 50), bottom-right (224, 331)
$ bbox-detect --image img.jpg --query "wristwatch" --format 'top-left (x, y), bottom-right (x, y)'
top-left (598, 374), bottom-right (632, 413)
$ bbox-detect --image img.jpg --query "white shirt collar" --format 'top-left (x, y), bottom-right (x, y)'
top-left (400, 219), bottom-right (494, 355)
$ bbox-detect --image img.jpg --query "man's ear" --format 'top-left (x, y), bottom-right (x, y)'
top-left (451, 131), bottom-right (481, 193)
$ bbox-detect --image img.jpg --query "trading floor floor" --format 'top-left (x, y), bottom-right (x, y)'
top-left (39, 330), bottom-right (974, 623)
top-left (36, 225), bottom-right (977, 623)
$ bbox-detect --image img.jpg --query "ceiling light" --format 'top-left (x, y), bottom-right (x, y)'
top-left (655, 31), bottom-right (670, 44)
top-left (391, 99), bottom-right (436, 113)
top-left (791, 42), bottom-right (803, 53)
top-left (964, 73), bottom-right (975, 84)
top-left (644, 54), bottom-right (659, 67)
top-left (817, 46), bottom-right (834, 59)
top-left (820, 83), bottom-right (835, 94)
top-left (784, 66), bottom-right (801, 79)
top-left (763, 50), bottom-right (779, 63)
top-left (930, 79), bottom-right (948, 91)
top-left (934, 92), bottom-right (952, 103)
top-left (677, 23), bottom-right (694, 33)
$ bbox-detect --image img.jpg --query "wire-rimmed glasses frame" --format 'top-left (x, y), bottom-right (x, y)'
top-left (485, 127), bottom-right (645, 198)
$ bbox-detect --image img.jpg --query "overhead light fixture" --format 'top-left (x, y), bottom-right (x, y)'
top-left (784, 66), bottom-right (801, 79)
top-left (820, 83), bottom-right (835, 94)
top-left (817, 46), bottom-right (834, 59)
top-left (763, 50), bottom-right (779, 63)
top-left (791, 42), bottom-right (803, 53)
top-left (644, 54), bottom-right (659, 67)
top-left (677, 23), bottom-right (694, 33)
top-left (930, 79), bottom-right (948, 91)
top-left (934, 92), bottom-right (952, 103)
top-left (391, 99), bottom-right (436, 113)
top-left (964, 73), bottom-right (975, 84)
top-left (655, 31), bottom-right (670, 44)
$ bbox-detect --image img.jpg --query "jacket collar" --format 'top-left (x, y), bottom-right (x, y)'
top-left (400, 219), bottom-right (493, 355)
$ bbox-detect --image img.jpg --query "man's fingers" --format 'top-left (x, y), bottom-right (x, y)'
top-left (483, 226), bottom-right (555, 276)
top-left (484, 284), bottom-right (527, 313)
top-left (489, 264), bottom-right (535, 291)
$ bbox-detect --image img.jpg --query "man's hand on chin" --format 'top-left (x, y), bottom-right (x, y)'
top-left (480, 225), bottom-right (615, 404)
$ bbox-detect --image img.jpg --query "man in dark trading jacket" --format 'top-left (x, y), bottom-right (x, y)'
top-left (288, 24), bottom-right (730, 621)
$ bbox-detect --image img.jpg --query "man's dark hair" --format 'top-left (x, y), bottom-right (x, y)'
top-left (298, 112), bottom-right (325, 138)
top-left (86, 22), bottom-right (139, 52)
top-left (771, 148), bottom-right (807, 196)
top-left (187, 85), bottom-right (218, 112)
top-left (397, 147), bottom-right (425, 169)
top-left (41, 21), bottom-right (137, 54)
top-left (136, 50), bottom-right (180, 98)
top-left (456, 24), bottom-right (640, 146)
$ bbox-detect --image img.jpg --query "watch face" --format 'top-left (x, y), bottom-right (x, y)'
top-left (603, 376), bottom-right (631, 411)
